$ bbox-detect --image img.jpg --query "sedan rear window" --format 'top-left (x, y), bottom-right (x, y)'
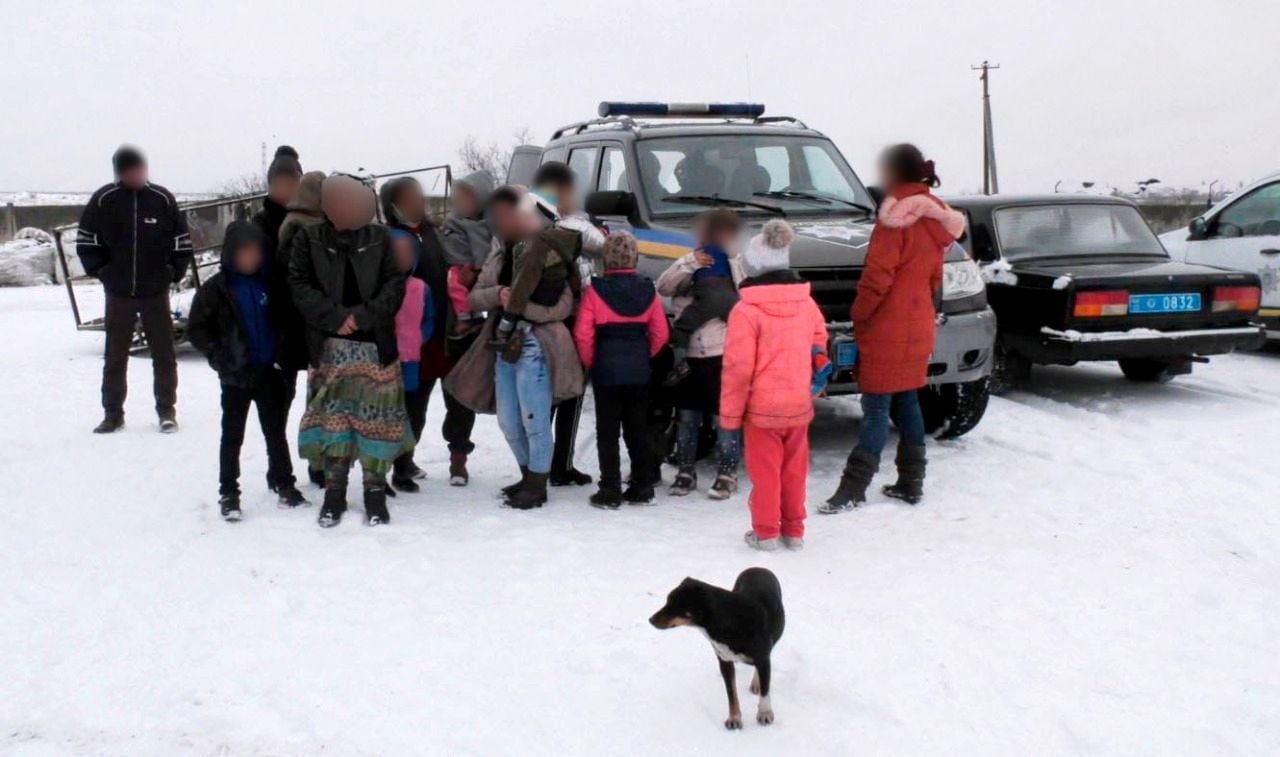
top-left (993, 204), bottom-right (1165, 260)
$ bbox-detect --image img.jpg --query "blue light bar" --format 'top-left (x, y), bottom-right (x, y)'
top-left (597, 102), bottom-right (766, 119)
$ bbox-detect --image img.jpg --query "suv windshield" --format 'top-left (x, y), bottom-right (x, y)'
top-left (993, 204), bottom-right (1166, 260)
top-left (635, 134), bottom-right (874, 218)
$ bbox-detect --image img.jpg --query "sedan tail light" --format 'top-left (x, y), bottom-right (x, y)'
top-left (1073, 290), bottom-right (1129, 318)
top-left (1211, 285), bottom-right (1260, 313)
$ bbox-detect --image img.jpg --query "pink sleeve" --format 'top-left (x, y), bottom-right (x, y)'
top-left (395, 279), bottom-right (426, 362)
top-left (646, 296), bottom-right (670, 357)
top-left (718, 307), bottom-right (756, 431)
top-left (573, 288), bottom-right (598, 369)
top-left (448, 265), bottom-right (471, 316)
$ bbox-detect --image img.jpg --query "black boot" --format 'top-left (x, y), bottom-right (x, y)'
top-left (318, 459), bottom-right (348, 528)
top-left (364, 481), bottom-right (390, 526)
top-left (391, 455), bottom-right (420, 493)
top-left (93, 414), bottom-right (124, 434)
top-left (500, 466), bottom-right (529, 499)
top-left (506, 472), bottom-right (548, 510)
top-left (275, 484), bottom-right (310, 509)
top-left (819, 449), bottom-right (879, 514)
top-left (219, 494), bottom-right (242, 522)
top-left (550, 468), bottom-right (593, 487)
top-left (882, 445), bottom-right (927, 505)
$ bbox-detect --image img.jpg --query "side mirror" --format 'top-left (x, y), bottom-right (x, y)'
top-left (1188, 217), bottom-right (1209, 240)
top-left (586, 190), bottom-right (639, 221)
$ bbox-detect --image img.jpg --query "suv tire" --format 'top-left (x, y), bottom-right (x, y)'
top-left (988, 337), bottom-right (1031, 396)
top-left (917, 378), bottom-right (990, 439)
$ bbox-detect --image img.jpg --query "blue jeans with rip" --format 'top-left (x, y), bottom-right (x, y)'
top-left (857, 391), bottom-right (925, 457)
top-left (675, 409), bottom-right (742, 476)
top-left (495, 334), bottom-right (554, 474)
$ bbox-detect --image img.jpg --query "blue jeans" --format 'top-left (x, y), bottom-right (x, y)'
top-left (857, 391), bottom-right (925, 457)
top-left (495, 335), bottom-right (554, 474)
top-left (675, 409), bottom-right (742, 476)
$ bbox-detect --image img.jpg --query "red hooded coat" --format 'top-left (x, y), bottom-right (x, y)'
top-left (852, 184), bottom-right (965, 394)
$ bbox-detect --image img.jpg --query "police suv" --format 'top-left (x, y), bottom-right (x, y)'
top-left (507, 102), bottom-right (997, 437)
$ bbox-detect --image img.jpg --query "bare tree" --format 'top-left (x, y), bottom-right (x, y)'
top-left (456, 127), bottom-right (535, 181)
top-left (217, 172), bottom-right (267, 197)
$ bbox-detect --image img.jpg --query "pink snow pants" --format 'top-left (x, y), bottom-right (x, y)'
top-left (744, 423), bottom-right (809, 540)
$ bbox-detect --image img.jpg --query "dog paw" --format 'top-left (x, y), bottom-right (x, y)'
top-left (757, 709), bottom-right (774, 726)
top-left (724, 715), bottom-right (743, 730)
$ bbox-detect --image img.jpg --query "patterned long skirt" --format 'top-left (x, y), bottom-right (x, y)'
top-left (298, 339), bottom-right (413, 476)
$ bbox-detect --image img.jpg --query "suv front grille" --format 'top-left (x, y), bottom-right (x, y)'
top-left (796, 267), bottom-right (860, 321)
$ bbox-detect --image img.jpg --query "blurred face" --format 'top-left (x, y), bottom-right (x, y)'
top-left (394, 186), bottom-right (426, 224)
top-left (391, 236), bottom-right (416, 273)
top-left (489, 200), bottom-right (521, 242)
top-left (877, 159), bottom-right (901, 192)
top-left (233, 242), bottom-right (263, 275)
top-left (451, 185), bottom-right (477, 218)
top-left (705, 224), bottom-right (738, 251)
top-left (268, 174), bottom-right (300, 205)
top-left (120, 165), bottom-right (147, 190)
top-left (550, 183), bottom-right (575, 215)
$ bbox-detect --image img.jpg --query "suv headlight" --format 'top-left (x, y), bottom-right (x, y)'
top-left (942, 259), bottom-right (986, 300)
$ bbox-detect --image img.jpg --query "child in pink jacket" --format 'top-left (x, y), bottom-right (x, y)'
top-left (720, 220), bottom-right (828, 551)
top-left (574, 232), bottom-right (670, 507)
top-left (390, 229), bottom-right (436, 492)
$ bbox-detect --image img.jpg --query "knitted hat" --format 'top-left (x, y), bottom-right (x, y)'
top-left (742, 219), bottom-right (795, 276)
top-left (602, 231), bottom-right (638, 270)
top-left (112, 145), bottom-right (146, 177)
top-left (274, 145), bottom-right (299, 160)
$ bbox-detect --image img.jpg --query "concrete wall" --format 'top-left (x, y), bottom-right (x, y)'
top-left (2, 204), bottom-right (84, 242)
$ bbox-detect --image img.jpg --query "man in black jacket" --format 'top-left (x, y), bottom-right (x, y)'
top-left (77, 145), bottom-right (193, 433)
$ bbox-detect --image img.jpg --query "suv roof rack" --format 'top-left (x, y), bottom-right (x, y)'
top-left (550, 104), bottom-right (812, 141)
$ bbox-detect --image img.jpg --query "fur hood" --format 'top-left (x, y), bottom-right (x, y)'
top-left (878, 191), bottom-right (966, 239)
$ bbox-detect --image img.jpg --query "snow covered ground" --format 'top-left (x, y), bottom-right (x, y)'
top-left (2, 284), bottom-right (1278, 756)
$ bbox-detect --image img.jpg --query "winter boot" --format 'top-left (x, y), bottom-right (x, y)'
top-left (219, 494), bottom-right (242, 522)
top-left (276, 484), bottom-right (310, 509)
top-left (781, 535), bottom-right (805, 551)
top-left (589, 486), bottom-right (624, 510)
top-left (158, 412), bottom-right (179, 434)
top-left (708, 473), bottom-right (739, 500)
top-left (391, 455), bottom-right (420, 493)
top-left (623, 482), bottom-right (656, 505)
top-left (364, 482), bottom-right (390, 526)
top-left (449, 452), bottom-right (470, 487)
top-left (882, 445), bottom-right (927, 505)
top-left (318, 459), bottom-right (349, 528)
top-left (819, 448), bottom-right (880, 514)
top-left (550, 467), bottom-right (593, 487)
top-left (506, 472), bottom-right (548, 510)
top-left (743, 531), bottom-right (780, 552)
top-left (500, 467), bottom-right (529, 499)
top-left (668, 470), bottom-right (697, 497)
top-left (93, 414), bottom-right (124, 434)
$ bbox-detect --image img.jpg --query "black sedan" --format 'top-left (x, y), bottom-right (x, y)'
top-left (947, 195), bottom-right (1265, 392)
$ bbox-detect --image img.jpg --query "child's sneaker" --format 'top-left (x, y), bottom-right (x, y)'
top-left (219, 494), bottom-right (242, 522)
top-left (708, 473), bottom-right (738, 500)
top-left (743, 531), bottom-right (779, 552)
top-left (668, 471), bottom-right (697, 497)
top-left (449, 453), bottom-right (470, 487)
top-left (623, 483), bottom-right (655, 505)
top-left (276, 485), bottom-right (310, 509)
top-left (589, 487), bottom-right (623, 509)
top-left (781, 535), bottom-right (804, 551)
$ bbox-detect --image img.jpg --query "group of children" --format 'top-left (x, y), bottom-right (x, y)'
top-left (189, 166), bottom-right (833, 551)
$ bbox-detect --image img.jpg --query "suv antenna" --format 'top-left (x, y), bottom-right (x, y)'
top-left (970, 61), bottom-right (1001, 195)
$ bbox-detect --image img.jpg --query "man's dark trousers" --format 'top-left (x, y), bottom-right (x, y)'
top-left (102, 293), bottom-right (177, 420)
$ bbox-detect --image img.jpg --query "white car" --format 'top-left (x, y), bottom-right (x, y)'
top-left (1161, 171), bottom-right (1280, 339)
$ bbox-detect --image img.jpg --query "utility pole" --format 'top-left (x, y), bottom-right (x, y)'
top-left (971, 61), bottom-right (1001, 195)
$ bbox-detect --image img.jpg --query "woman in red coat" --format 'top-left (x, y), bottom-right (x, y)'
top-left (822, 144), bottom-right (966, 513)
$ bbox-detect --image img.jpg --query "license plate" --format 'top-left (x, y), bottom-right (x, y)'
top-left (1128, 293), bottom-right (1201, 314)
top-left (835, 341), bottom-right (859, 368)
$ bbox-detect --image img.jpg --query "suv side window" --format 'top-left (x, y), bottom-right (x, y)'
top-left (567, 147), bottom-right (600, 207)
top-left (1215, 182), bottom-right (1280, 238)
top-left (598, 146), bottom-right (629, 192)
top-left (542, 146), bottom-right (568, 165)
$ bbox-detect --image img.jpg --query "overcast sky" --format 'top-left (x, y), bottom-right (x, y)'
top-left (4, 0), bottom-right (1278, 196)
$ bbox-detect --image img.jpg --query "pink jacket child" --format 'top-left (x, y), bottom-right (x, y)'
top-left (391, 229), bottom-right (436, 393)
top-left (719, 220), bottom-right (827, 551)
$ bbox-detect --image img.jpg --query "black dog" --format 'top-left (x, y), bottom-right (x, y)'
top-left (650, 568), bottom-right (785, 729)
